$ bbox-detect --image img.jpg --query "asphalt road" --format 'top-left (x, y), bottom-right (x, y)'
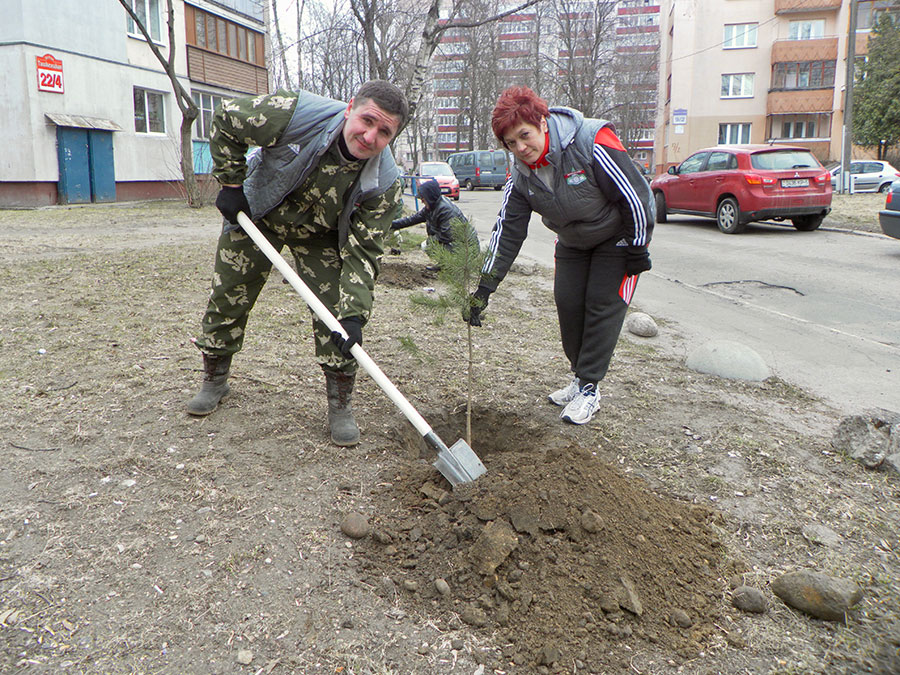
top-left (406, 189), bottom-right (900, 414)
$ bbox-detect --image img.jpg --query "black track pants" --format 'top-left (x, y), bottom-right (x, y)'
top-left (553, 238), bottom-right (639, 384)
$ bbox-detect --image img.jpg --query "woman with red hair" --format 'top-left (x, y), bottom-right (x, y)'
top-left (465, 86), bottom-right (654, 425)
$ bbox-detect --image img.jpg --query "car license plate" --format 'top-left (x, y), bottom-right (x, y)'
top-left (782, 178), bottom-right (809, 188)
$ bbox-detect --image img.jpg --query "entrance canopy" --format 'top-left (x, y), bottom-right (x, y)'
top-left (45, 113), bottom-right (122, 131)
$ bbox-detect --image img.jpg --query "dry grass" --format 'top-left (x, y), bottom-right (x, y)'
top-left (825, 193), bottom-right (886, 233)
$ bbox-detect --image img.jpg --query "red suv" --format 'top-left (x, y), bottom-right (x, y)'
top-left (651, 145), bottom-right (832, 234)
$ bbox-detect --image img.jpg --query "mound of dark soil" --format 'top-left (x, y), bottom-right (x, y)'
top-left (358, 409), bottom-right (736, 673)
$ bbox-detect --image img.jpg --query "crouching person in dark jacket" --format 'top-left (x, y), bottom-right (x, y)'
top-left (391, 180), bottom-right (478, 267)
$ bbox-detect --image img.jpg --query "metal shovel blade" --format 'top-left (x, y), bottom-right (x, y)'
top-left (426, 433), bottom-right (487, 487)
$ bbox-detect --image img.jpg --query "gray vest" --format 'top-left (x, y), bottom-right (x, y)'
top-left (243, 91), bottom-right (401, 248)
top-left (511, 108), bottom-right (621, 249)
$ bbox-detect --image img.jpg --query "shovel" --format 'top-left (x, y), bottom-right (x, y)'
top-left (235, 212), bottom-right (487, 487)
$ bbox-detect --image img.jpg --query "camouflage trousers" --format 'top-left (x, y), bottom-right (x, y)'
top-left (195, 223), bottom-right (368, 374)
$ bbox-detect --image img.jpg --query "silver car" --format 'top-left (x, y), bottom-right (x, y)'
top-left (830, 160), bottom-right (900, 193)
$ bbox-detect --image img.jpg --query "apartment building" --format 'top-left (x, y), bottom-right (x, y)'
top-left (616, 0), bottom-right (662, 170)
top-left (429, 1), bottom-right (661, 165)
top-left (0, 0), bottom-right (267, 207)
top-left (431, 8), bottom-right (538, 158)
top-left (653, 0), bottom-right (888, 174)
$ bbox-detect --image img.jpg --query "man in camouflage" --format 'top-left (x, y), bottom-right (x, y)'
top-left (187, 81), bottom-right (408, 447)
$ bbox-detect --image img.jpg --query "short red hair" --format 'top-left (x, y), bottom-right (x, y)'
top-left (491, 86), bottom-right (549, 146)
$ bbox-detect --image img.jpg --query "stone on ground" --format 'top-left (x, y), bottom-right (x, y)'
top-left (626, 312), bottom-right (659, 337)
top-left (340, 511), bottom-right (371, 539)
top-left (771, 570), bottom-right (863, 621)
top-left (685, 339), bottom-right (770, 381)
top-left (731, 586), bottom-right (767, 613)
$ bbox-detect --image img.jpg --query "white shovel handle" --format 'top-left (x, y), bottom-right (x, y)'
top-left (236, 212), bottom-right (433, 438)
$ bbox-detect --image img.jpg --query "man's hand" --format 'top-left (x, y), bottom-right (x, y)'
top-left (464, 285), bottom-right (492, 327)
top-left (625, 247), bottom-right (652, 277)
top-left (330, 317), bottom-right (363, 358)
top-left (215, 185), bottom-right (251, 225)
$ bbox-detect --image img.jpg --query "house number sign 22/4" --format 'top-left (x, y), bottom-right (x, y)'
top-left (36, 54), bottom-right (64, 94)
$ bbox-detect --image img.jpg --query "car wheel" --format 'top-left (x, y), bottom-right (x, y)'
top-left (654, 191), bottom-right (667, 223)
top-left (716, 197), bottom-right (745, 234)
top-left (465, 179), bottom-right (475, 191)
top-left (453, 194), bottom-right (460, 201)
top-left (493, 185), bottom-right (503, 191)
top-left (791, 214), bottom-right (824, 231)
top-left (878, 182), bottom-right (892, 193)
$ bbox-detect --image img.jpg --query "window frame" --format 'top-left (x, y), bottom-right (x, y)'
top-left (723, 23), bottom-right (758, 49)
top-left (191, 91), bottom-right (224, 141)
top-left (188, 5), bottom-right (265, 67)
top-left (771, 60), bottom-right (835, 90)
top-left (134, 87), bottom-right (166, 135)
top-left (788, 19), bottom-right (825, 40)
top-left (721, 73), bottom-right (755, 99)
top-left (718, 122), bottom-right (752, 144)
top-left (126, 0), bottom-right (163, 43)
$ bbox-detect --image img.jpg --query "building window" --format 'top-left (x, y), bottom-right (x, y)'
top-left (189, 6), bottom-right (263, 66)
top-left (721, 73), bottom-right (754, 98)
top-left (788, 19), bottom-right (825, 40)
top-left (723, 23), bottom-right (757, 48)
top-left (772, 61), bottom-right (835, 89)
top-left (857, 1), bottom-right (900, 30)
top-left (134, 87), bottom-right (165, 134)
top-left (718, 123), bottom-right (751, 144)
top-left (126, 0), bottom-right (161, 42)
top-left (773, 113), bottom-right (830, 140)
top-left (192, 92), bottom-right (223, 140)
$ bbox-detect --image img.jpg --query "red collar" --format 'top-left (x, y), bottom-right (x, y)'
top-left (527, 132), bottom-right (551, 170)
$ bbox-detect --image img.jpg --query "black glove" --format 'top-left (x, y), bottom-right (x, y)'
top-left (215, 185), bottom-right (251, 225)
top-left (330, 317), bottom-right (363, 358)
top-left (464, 285), bottom-right (492, 327)
top-left (625, 247), bottom-right (652, 276)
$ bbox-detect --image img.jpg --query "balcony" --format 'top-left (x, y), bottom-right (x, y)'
top-left (767, 89), bottom-right (834, 115)
top-left (771, 36), bottom-right (838, 63)
top-left (775, 0), bottom-right (841, 14)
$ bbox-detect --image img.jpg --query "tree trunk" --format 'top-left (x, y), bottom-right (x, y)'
top-left (271, 0), bottom-right (292, 88)
top-left (180, 115), bottom-right (198, 208)
top-left (117, 0), bottom-right (201, 207)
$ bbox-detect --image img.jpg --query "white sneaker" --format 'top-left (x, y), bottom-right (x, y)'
top-left (560, 383), bottom-right (600, 425)
top-left (548, 376), bottom-right (580, 406)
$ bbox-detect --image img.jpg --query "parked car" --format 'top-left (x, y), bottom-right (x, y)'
top-left (829, 160), bottom-right (900, 193)
top-left (878, 181), bottom-right (900, 239)
top-left (651, 144), bottom-right (832, 234)
top-left (447, 150), bottom-right (510, 191)
top-left (415, 161), bottom-right (460, 200)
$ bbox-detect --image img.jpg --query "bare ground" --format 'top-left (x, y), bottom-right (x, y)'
top-left (0, 200), bottom-right (898, 675)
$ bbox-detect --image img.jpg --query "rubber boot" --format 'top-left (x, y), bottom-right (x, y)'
top-left (186, 353), bottom-right (232, 416)
top-left (325, 370), bottom-right (360, 446)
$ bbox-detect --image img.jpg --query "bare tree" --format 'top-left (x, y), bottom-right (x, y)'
top-left (301, 1), bottom-right (367, 101)
top-left (296, 0), bottom-right (307, 90)
top-left (269, 0), bottom-right (293, 89)
top-left (546, 0), bottom-right (617, 116)
top-left (392, 0), bottom-right (545, 115)
top-left (610, 44), bottom-right (659, 155)
top-left (118, 0), bottom-right (201, 206)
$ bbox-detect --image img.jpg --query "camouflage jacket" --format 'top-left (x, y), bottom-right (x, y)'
top-left (209, 89), bottom-right (402, 251)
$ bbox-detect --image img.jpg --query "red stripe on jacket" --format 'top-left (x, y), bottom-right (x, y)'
top-left (594, 127), bottom-right (626, 152)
